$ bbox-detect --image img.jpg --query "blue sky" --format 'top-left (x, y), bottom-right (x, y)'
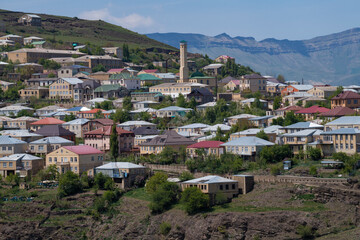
top-left (1, 0), bottom-right (359, 40)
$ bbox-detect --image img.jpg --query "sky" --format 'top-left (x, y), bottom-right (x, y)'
top-left (1, 0), bottom-right (360, 41)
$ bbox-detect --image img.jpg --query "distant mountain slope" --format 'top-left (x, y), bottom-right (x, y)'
top-left (147, 29), bottom-right (360, 85)
top-left (0, 9), bottom-right (175, 50)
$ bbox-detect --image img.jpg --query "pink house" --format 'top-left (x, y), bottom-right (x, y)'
top-left (84, 126), bottom-right (135, 154)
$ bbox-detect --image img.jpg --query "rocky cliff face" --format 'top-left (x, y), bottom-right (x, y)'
top-left (147, 28), bottom-right (360, 85)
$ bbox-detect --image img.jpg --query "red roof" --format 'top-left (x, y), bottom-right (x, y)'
top-left (63, 145), bottom-right (104, 155)
top-left (107, 68), bottom-right (125, 73)
top-left (187, 141), bottom-right (224, 149)
top-left (319, 106), bottom-right (356, 117)
top-left (275, 105), bottom-right (304, 112)
top-left (295, 105), bottom-right (330, 114)
top-left (142, 69), bottom-right (158, 73)
top-left (229, 80), bottom-right (240, 85)
top-left (84, 126), bottom-right (133, 136)
top-left (30, 117), bottom-right (65, 125)
top-left (80, 108), bottom-right (104, 114)
top-left (332, 91), bottom-right (360, 100)
top-left (92, 118), bottom-right (114, 125)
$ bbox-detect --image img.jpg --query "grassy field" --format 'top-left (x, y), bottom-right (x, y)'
top-left (0, 9), bottom-right (176, 50)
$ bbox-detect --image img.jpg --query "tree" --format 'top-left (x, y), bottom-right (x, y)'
top-left (92, 64), bottom-right (106, 73)
top-left (307, 147), bottom-right (322, 161)
top-left (179, 171), bottom-right (194, 181)
top-left (273, 96), bottom-right (282, 110)
top-left (122, 96), bottom-right (132, 111)
top-left (176, 93), bottom-right (186, 107)
top-left (256, 130), bottom-right (269, 141)
top-left (149, 181), bottom-right (179, 213)
top-left (110, 109), bottom-right (130, 123)
top-left (309, 166), bottom-right (317, 176)
top-left (122, 43), bottom-right (130, 62)
top-left (16, 109), bottom-right (33, 117)
top-left (181, 187), bottom-right (209, 214)
top-left (94, 110), bottom-right (104, 119)
top-left (64, 113), bottom-right (76, 122)
top-left (260, 145), bottom-right (292, 164)
top-left (110, 125), bottom-right (119, 161)
top-left (145, 172), bottom-right (168, 194)
top-left (58, 171), bottom-right (83, 197)
top-left (189, 97), bottom-right (197, 109)
top-left (159, 146), bottom-right (176, 164)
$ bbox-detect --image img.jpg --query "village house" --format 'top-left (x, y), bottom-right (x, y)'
top-left (19, 86), bottom-right (49, 99)
top-left (51, 57), bottom-right (89, 68)
top-left (35, 105), bottom-right (65, 116)
top-left (76, 109), bottom-right (104, 119)
top-left (156, 106), bottom-right (193, 118)
top-left (84, 126), bottom-right (135, 154)
top-left (0, 80), bottom-right (15, 91)
top-left (149, 82), bottom-right (208, 98)
top-left (23, 36), bottom-right (44, 45)
top-left (230, 128), bottom-right (278, 142)
top-left (139, 130), bottom-right (195, 155)
top-left (107, 73), bottom-right (140, 89)
top-left (282, 129), bottom-right (322, 154)
top-left (221, 136), bottom-right (274, 160)
top-left (0, 130), bottom-right (42, 143)
top-left (46, 145), bottom-right (104, 175)
top-left (0, 154), bottom-right (43, 178)
top-left (30, 117), bottom-right (65, 131)
top-left (58, 65), bottom-right (91, 78)
top-left (282, 92), bottom-right (313, 106)
top-left (176, 123), bottom-right (210, 137)
top-left (0, 34), bottom-right (23, 45)
top-left (6, 116), bottom-right (38, 130)
top-left (181, 176), bottom-right (239, 204)
top-left (95, 162), bottom-right (146, 189)
top-left (202, 64), bottom-right (223, 77)
top-left (324, 116), bottom-right (360, 131)
top-left (117, 120), bottom-right (156, 131)
top-left (318, 106), bottom-right (356, 120)
top-left (0, 116), bottom-right (12, 129)
top-left (130, 91), bottom-right (164, 102)
top-left (8, 48), bottom-right (84, 63)
top-left (155, 73), bottom-right (178, 83)
top-left (201, 124), bottom-right (231, 134)
top-left (62, 119), bottom-right (90, 138)
top-left (102, 47), bottom-right (123, 58)
top-left (187, 141), bottom-right (225, 158)
top-left (82, 118), bottom-right (114, 133)
top-left (281, 85), bottom-right (314, 96)
top-left (25, 77), bottom-right (58, 87)
top-left (94, 84), bottom-right (129, 99)
top-left (186, 88), bottom-right (214, 104)
top-left (49, 78), bottom-right (84, 100)
top-left (34, 125), bottom-right (76, 142)
top-left (73, 79), bottom-right (101, 103)
top-left (273, 105), bottom-right (304, 117)
top-left (266, 82), bottom-right (287, 96)
top-left (29, 136), bottom-right (74, 155)
top-left (18, 14), bottom-right (42, 26)
top-left (281, 122), bottom-right (324, 134)
top-left (0, 105), bottom-right (34, 117)
top-left (320, 128), bottom-right (360, 155)
top-left (331, 91), bottom-right (360, 109)
top-left (295, 105), bottom-right (330, 120)
top-left (138, 69), bottom-right (159, 75)
top-left (307, 86), bottom-right (338, 99)
top-left (224, 80), bottom-right (240, 91)
top-left (241, 98), bottom-right (268, 109)
top-left (77, 55), bottom-right (123, 71)
top-left (138, 73), bottom-right (163, 87)
top-left (0, 136), bottom-right (28, 157)
top-left (189, 73), bottom-right (216, 89)
top-left (133, 101), bottom-right (158, 110)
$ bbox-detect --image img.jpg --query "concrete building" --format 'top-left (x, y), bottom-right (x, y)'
top-left (30, 117), bottom-right (65, 131)
top-left (29, 136), bottom-right (74, 155)
top-left (19, 86), bottom-right (49, 99)
top-left (117, 120), bottom-right (156, 131)
top-left (324, 116), bottom-right (360, 131)
top-left (49, 78), bottom-right (83, 100)
top-left (0, 105), bottom-right (34, 117)
top-left (25, 77), bottom-right (58, 87)
top-left (0, 154), bottom-right (43, 178)
top-left (46, 145), bottom-right (104, 175)
top-left (77, 55), bottom-right (123, 71)
top-left (149, 82), bottom-right (208, 98)
top-left (331, 91), bottom-right (360, 109)
top-left (95, 162), bottom-right (146, 189)
top-left (307, 86), bottom-right (337, 99)
top-left (176, 123), bottom-right (210, 137)
top-left (0, 34), bottom-right (23, 45)
top-left (8, 48), bottom-right (84, 63)
top-left (6, 116), bottom-right (38, 130)
top-left (321, 128), bottom-right (360, 155)
top-left (62, 119), bottom-right (90, 138)
top-left (187, 141), bottom-right (225, 158)
top-left (0, 136), bottom-right (28, 157)
top-left (18, 14), bottom-right (42, 26)
top-left (102, 47), bottom-right (123, 59)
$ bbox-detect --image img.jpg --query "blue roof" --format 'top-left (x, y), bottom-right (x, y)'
top-left (30, 136), bottom-right (73, 145)
top-left (249, 115), bottom-right (273, 121)
top-left (0, 136), bottom-right (27, 145)
top-left (66, 106), bottom-right (83, 111)
top-left (283, 122), bottom-right (323, 129)
top-left (326, 116), bottom-right (360, 126)
top-left (221, 136), bottom-right (274, 147)
top-left (157, 106), bottom-right (193, 111)
top-left (321, 128), bottom-right (360, 135)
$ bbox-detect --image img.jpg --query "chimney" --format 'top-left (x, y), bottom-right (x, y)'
top-left (179, 40), bottom-right (189, 83)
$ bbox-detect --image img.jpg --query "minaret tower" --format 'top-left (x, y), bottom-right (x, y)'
top-left (178, 40), bottom-right (189, 83)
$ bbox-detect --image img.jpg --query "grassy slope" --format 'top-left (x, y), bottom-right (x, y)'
top-left (0, 9), bottom-right (176, 50)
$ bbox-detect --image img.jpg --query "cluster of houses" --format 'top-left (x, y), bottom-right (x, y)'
top-left (2, 24), bottom-right (360, 203)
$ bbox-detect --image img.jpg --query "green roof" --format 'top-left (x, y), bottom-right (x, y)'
top-left (137, 74), bottom-right (162, 81)
top-left (189, 75), bottom-right (215, 79)
top-left (109, 72), bottom-right (138, 80)
top-left (94, 84), bottom-right (122, 93)
top-left (31, 41), bottom-right (46, 45)
top-left (131, 91), bottom-right (162, 95)
top-left (190, 71), bottom-right (205, 78)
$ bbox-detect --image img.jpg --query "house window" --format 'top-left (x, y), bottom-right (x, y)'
top-left (54, 157), bottom-right (57, 162)
top-left (219, 185), bottom-right (223, 190)
top-left (3, 163), bottom-right (6, 167)
top-left (9, 162), bottom-right (13, 167)
top-left (226, 184), bottom-right (229, 190)
top-left (49, 157), bottom-right (52, 162)
top-left (91, 156), bottom-right (94, 161)
top-left (232, 184), bottom-right (235, 189)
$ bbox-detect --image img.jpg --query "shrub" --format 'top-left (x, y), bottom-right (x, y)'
top-left (149, 182), bottom-right (179, 214)
top-left (58, 171), bottom-right (83, 198)
top-left (307, 148), bottom-right (322, 161)
top-left (296, 224), bottom-right (316, 239)
top-left (270, 164), bottom-right (282, 176)
top-left (104, 178), bottom-right (114, 190)
top-left (145, 172), bottom-right (168, 194)
top-left (181, 187), bottom-right (209, 214)
top-left (309, 166), bottom-right (318, 176)
top-left (215, 192), bottom-right (227, 205)
top-left (159, 222), bottom-right (172, 235)
top-left (179, 171), bottom-right (194, 181)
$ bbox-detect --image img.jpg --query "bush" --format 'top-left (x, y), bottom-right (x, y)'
top-left (179, 171), bottom-right (194, 181)
top-left (159, 222), bottom-right (172, 235)
top-left (145, 172), bottom-right (168, 194)
top-left (270, 164), bottom-right (282, 176)
top-left (58, 171), bottom-right (83, 198)
top-left (260, 145), bottom-right (292, 164)
top-left (215, 192), bottom-right (227, 205)
top-left (94, 172), bottom-right (113, 190)
top-left (181, 187), bottom-right (209, 214)
top-left (296, 224), bottom-right (316, 239)
top-left (104, 178), bottom-right (114, 190)
top-left (149, 182), bottom-right (179, 213)
top-left (307, 148), bottom-right (322, 161)
top-left (309, 166), bottom-right (317, 176)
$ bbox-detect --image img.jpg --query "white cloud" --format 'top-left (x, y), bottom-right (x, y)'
top-left (79, 8), bottom-right (154, 30)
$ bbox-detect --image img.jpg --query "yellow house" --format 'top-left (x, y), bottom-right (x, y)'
top-left (321, 128), bottom-right (360, 155)
top-left (282, 129), bottom-right (321, 154)
top-left (0, 153), bottom-right (44, 178)
top-left (49, 78), bottom-right (83, 100)
top-left (19, 86), bottom-right (49, 99)
top-left (45, 145), bottom-right (104, 175)
top-left (181, 175), bottom-right (239, 204)
top-left (6, 116), bottom-right (38, 130)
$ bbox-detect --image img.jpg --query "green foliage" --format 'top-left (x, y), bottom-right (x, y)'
top-left (149, 181), bottom-right (179, 213)
top-left (277, 74), bottom-right (285, 83)
top-left (80, 172), bottom-right (93, 189)
top-left (179, 171), bottom-right (194, 181)
top-left (123, 43), bottom-right (130, 62)
top-left (16, 109), bottom-right (33, 117)
top-left (270, 164), bottom-right (283, 176)
top-left (95, 100), bottom-right (113, 110)
top-left (4, 87), bottom-right (20, 101)
top-left (260, 145), bottom-right (292, 164)
top-left (35, 165), bottom-right (59, 181)
top-left (221, 59), bottom-right (254, 77)
top-left (181, 187), bottom-right (209, 214)
top-left (273, 96), bottom-right (282, 110)
top-left (256, 130), bottom-right (269, 141)
top-left (94, 172), bottom-right (114, 190)
top-left (307, 147), bottom-right (322, 161)
top-left (92, 64), bottom-right (106, 73)
top-left (332, 152), bottom-right (359, 174)
top-left (5, 173), bottom-right (20, 186)
top-left (110, 109), bottom-right (131, 123)
top-left (122, 96), bottom-right (133, 111)
top-left (64, 113), bottom-right (76, 122)
top-left (58, 171), bottom-right (83, 198)
top-left (38, 58), bottom-right (61, 70)
top-left (215, 192), bottom-right (227, 205)
top-left (110, 124), bottom-right (119, 160)
top-left (309, 166), bottom-right (318, 176)
top-left (272, 111), bottom-right (305, 126)
top-left (159, 222), bottom-right (172, 235)
top-left (145, 172), bottom-right (168, 194)
top-left (176, 93), bottom-right (186, 107)
top-left (296, 224), bottom-right (316, 239)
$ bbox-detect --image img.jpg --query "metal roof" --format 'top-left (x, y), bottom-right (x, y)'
top-left (62, 118), bottom-right (89, 125)
top-left (0, 135), bottom-right (27, 145)
top-left (118, 120), bottom-right (155, 126)
top-left (201, 124), bottom-right (231, 132)
top-left (178, 123), bottom-right (210, 129)
top-left (282, 129), bottom-right (319, 137)
top-left (325, 116), bottom-right (360, 126)
top-left (157, 106), bottom-right (193, 111)
top-left (283, 122), bottom-right (323, 129)
top-left (321, 128), bottom-right (360, 135)
top-left (96, 162), bottom-right (145, 170)
top-left (221, 136), bottom-right (274, 147)
top-left (183, 175), bottom-right (236, 184)
top-left (61, 78), bottom-right (83, 85)
top-left (30, 136), bottom-right (73, 145)
top-left (0, 153), bottom-right (42, 161)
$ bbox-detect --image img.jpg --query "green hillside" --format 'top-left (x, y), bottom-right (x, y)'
top-left (0, 9), bottom-right (176, 50)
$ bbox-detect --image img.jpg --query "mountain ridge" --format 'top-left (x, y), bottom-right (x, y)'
top-left (147, 28), bottom-right (360, 84)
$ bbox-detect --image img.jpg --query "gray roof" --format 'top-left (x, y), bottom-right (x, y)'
top-left (221, 137), bottom-right (274, 147)
top-left (282, 129), bottom-right (319, 137)
top-left (30, 136), bottom-right (74, 145)
top-left (249, 115), bottom-right (273, 121)
top-left (201, 124), bottom-right (231, 132)
top-left (62, 118), bottom-right (89, 125)
top-left (157, 106), bottom-right (193, 112)
top-left (0, 130), bottom-right (42, 138)
top-left (0, 135), bottom-right (27, 145)
top-left (325, 116), bottom-right (360, 126)
top-left (96, 162), bottom-right (145, 170)
top-left (292, 85), bottom-right (314, 91)
top-left (177, 123), bottom-right (210, 129)
top-left (118, 120), bottom-right (155, 127)
top-left (228, 114), bottom-right (258, 120)
top-left (283, 122), bottom-right (323, 129)
top-left (321, 128), bottom-right (360, 135)
top-left (241, 98), bottom-right (267, 103)
top-left (0, 153), bottom-right (41, 161)
top-left (183, 175), bottom-right (237, 184)
top-left (61, 78), bottom-right (83, 85)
